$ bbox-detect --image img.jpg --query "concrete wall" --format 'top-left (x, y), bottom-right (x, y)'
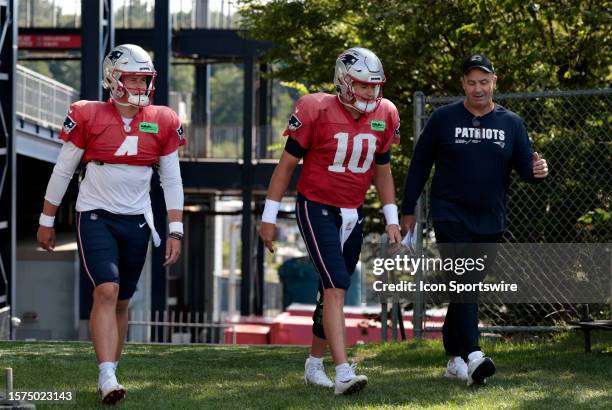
top-left (15, 237), bottom-right (79, 340)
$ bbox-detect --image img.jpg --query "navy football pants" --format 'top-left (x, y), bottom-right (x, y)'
top-left (295, 193), bottom-right (363, 339)
top-left (433, 221), bottom-right (502, 359)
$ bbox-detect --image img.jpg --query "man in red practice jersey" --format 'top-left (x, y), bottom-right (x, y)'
top-left (37, 44), bottom-right (185, 405)
top-left (259, 47), bottom-right (402, 396)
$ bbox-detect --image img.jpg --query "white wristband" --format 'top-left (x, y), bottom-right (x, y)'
top-left (262, 199), bottom-right (281, 224)
top-left (169, 221), bottom-right (183, 235)
top-left (39, 213), bottom-right (55, 228)
top-left (382, 204), bottom-right (399, 226)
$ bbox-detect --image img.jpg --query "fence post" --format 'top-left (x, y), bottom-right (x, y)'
top-left (412, 91), bottom-right (426, 339)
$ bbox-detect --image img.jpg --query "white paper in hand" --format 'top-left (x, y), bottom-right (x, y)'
top-left (401, 223), bottom-right (418, 253)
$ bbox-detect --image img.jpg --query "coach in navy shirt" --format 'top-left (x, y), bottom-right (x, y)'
top-left (400, 54), bottom-right (548, 386)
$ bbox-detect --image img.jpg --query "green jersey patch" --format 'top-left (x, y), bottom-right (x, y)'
top-left (139, 122), bottom-right (159, 133)
top-left (371, 120), bottom-right (386, 131)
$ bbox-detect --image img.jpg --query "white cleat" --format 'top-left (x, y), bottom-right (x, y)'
top-left (467, 351), bottom-right (496, 386)
top-left (98, 372), bottom-right (126, 405)
top-left (304, 358), bottom-right (334, 388)
top-left (444, 357), bottom-right (468, 381)
top-left (334, 364), bottom-right (368, 395)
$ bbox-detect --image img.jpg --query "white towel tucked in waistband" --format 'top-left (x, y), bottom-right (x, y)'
top-left (144, 206), bottom-right (162, 247)
top-left (339, 208), bottom-right (359, 251)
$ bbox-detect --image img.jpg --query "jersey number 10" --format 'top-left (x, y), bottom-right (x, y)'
top-left (328, 133), bottom-right (377, 174)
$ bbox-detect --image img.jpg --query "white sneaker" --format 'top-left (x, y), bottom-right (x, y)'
top-left (304, 358), bottom-right (334, 388)
top-left (467, 351), bottom-right (496, 386)
top-left (444, 357), bottom-right (468, 381)
top-left (98, 371), bottom-right (126, 405)
top-left (334, 363), bottom-right (368, 395)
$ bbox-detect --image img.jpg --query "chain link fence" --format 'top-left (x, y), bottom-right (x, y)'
top-left (412, 89), bottom-right (612, 335)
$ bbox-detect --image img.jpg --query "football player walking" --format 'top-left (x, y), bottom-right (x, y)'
top-left (260, 47), bottom-right (402, 395)
top-left (37, 44), bottom-right (185, 404)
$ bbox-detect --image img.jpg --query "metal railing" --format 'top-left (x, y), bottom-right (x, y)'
top-left (114, 0), bottom-right (240, 30)
top-left (411, 88), bottom-right (612, 335)
top-left (172, 0), bottom-right (240, 29)
top-left (15, 64), bottom-right (79, 131)
top-left (127, 310), bottom-right (236, 344)
top-left (19, 0), bottom-right (240, 30)
top-left (19, 0), bottom-right (81, 28)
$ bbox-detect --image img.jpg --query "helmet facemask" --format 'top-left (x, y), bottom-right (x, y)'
top-left (341, 75), bottom-right (383, 113)
top-left (112, 70), bottom-right (156, 107)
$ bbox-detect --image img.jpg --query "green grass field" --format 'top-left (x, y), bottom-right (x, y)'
top-left (0, 332), bottom-right (610, 409)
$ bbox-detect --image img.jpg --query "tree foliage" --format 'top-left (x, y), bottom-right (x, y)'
top-left (240, 0), bottom-right (611, 142)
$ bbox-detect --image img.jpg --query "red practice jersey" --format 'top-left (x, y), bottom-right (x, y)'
top-left (284, 93), bottom-right (400, 208)
top-left (60, 99), bottom-right (186, 166)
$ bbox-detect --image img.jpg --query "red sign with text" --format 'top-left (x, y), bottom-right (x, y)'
top-left (19, 34), bottom-right (81, 49)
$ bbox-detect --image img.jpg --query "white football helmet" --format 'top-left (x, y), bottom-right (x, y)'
top-left (334, 47), bottom-right (386, 113)
top-left (102, 44), bottom-right (156, 107)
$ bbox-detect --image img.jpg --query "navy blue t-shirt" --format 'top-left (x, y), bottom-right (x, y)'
top-left (401, 100), bottom-right (540, 234)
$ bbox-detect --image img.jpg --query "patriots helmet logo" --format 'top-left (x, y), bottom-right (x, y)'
top-left (176, 124), bottom-right (184, 139)
top-left (288, 114), bottom-right (302, 132)
top-left (63, 115), bottom-right (76, 133)
top-left (107, 50), bottom-right (124, 64)
top-left (339, 53), bottom-right (359, 70)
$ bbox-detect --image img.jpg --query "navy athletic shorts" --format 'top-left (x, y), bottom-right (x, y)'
top-left (76, 209), bottom-right (150, 300)
top-left (295, 193), bottom-right (363, 290)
